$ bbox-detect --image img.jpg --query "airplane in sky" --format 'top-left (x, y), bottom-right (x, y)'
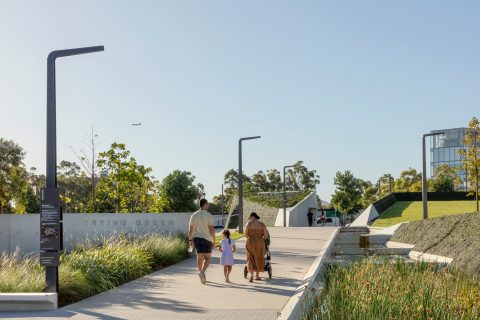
top-left (131, 122), bottom-right (141, 126)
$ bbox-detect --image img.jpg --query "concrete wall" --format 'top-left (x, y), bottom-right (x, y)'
top-left (350, 204), bottom-right (379, 226)
top-left (275, 192), bottom-right (318, 227)
top-left (0, 212), bottom-right (225, 254)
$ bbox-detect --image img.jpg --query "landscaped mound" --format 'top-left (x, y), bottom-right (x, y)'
top-left (247, 190), bottom-right (311, 208)
top-left (0, 234), bottom-right (189, 306)
top-left (305, 258), bottom-right (480, 320)
top-left (391, 212), bottom-right (480, 278)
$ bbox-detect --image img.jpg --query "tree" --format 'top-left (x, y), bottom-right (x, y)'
top-left (377, 173), bottom-right (394, 198)
top-left (251, 170), bottom-right (270, 192)
top-left (251, 169), bottom-right (283, 192)
top-left (266, 169), bottom-right (282, 191)
top-left (360, 180), bottom-right (379, 208)
top-left (285, 161), bottom-right (320, 191)
top-left (28, 167), bottom-right (45, 196)
top-left (24, 187), bottom-right (41, 213)
top-left (331, 171), bottom-right (363, 217)
top-left (157, 170), bottom-right (202, 212)
top-left (211, 194), bottom-right (227, 214)
top-left (394, 168), bottom-right (422, 192)
top-left (25, 167), bottom-right (45, 213)
top-left (57, 160), bottom-right (91, 212)
top-left (73, 126), bottom-right (101, 212)
top-left (95, 143), bottom-right (157, 213)
top-left (430, 164), bottom-right (462, 192)
top-left (459, 117), bottom-right (480, 211)
top-left (0, 138), bottom-right (29, 213)
top-left (223, 169), bottom-right (250, 196)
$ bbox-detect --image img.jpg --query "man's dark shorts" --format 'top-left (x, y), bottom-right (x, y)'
top-left (193, 237), bottom-right (213, 254)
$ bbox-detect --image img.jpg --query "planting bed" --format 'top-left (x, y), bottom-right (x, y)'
top-left (0, 234), bottom-right (189, 306)
top-left (304, 258), bottom-right (480, 320)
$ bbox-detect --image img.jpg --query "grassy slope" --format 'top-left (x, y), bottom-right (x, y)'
top-left (391, 212), bottom-right (480, 278)
top-left (372, 200), bottom-right (477, 227)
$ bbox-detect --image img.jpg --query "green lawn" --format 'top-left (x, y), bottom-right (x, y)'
top-left (215, 232), bottom-right (243, 246)
top-left (372, 200), bottom-right (478, 227)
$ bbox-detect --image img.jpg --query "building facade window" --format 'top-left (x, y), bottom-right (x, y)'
top-left (430, 128), bottom-right (467, 191)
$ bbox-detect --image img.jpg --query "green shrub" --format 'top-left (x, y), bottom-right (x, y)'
top-left (0, 234), bottom-right (189, 306)
top-left (305, 258), bottom-right (480, 320)
top-left (0, 251), bottom-right (44, 292)
top-left (59, 263), bottom-right (95, 306)
top-left (135, 234), bottom-right (188, 269)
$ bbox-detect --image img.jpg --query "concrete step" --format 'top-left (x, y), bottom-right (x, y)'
top-left (340, 227), bottom-right (369, 233)
top-left (366, 247), bottom-right (411, 256)
top-left (332, 242), bottom-right (413, 256)
top-left (335, 233), bottom-right (362, 244)
top-left (336, 233), bottom-right (390, 246)
top-left (328, 255), bottom-right (415, 266)
top-left (0, 293), bottom-right (57, 311)
top-left (359, 234), bottom-right (391, 247)
top-left (331, 246), bottom-right (369, 256)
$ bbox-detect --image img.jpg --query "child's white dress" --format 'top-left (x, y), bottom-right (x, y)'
top-left (220, 238), bottom-right (235, 266)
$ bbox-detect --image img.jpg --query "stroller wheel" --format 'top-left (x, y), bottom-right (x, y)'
top-left (268, 266), bottom-right (272, 279)
top-left (244, 265), bottom-right (248, 279)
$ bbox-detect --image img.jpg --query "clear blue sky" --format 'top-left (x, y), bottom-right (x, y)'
top-left (1, 1), bottom-right (480, 202)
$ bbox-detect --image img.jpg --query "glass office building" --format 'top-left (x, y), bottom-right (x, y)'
top-left (430, 128), bottom-right (467, 191)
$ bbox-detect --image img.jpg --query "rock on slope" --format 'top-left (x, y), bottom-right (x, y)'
top-left (391, 212), bottom-right (480, 277)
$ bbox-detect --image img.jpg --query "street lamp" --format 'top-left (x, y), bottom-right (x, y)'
top-left (283, 165), bottom-right (296, 227)
top-left (42, 46), bottom-right (104, 294)
top-left (238, 136), bottom-right (261, 233)
top-left (422, 131), bottom-right (444, 219)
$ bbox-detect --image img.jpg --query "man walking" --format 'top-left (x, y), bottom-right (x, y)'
top-left (189, 199), bottom-right (216, 284)
top-left (307, 209), bottom-right (314, 227)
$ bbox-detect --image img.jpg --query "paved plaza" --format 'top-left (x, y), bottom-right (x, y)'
top-left (1, 227), bottom-right (336, 320)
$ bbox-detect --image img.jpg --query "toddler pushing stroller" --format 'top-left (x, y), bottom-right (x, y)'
top-left (244, 237), bottom-right (272, 279)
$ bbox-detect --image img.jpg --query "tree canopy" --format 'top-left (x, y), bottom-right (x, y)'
top-left (459, 117), bottom-right (480, 211)
top-left (157, 170), bottom-right (202, 212)
top-left (0, 138), bottom-right (29, 213)
top-left (331, 170), bottom-right (363, 215)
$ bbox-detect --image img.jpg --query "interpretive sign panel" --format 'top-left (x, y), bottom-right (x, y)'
top-left (40, 188), bottom-right (61, 251)
top-left (40, 251), bottom-right (60, 267)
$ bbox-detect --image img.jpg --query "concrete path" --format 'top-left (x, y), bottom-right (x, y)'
top-left (1, 227), bottom-right (336, 320)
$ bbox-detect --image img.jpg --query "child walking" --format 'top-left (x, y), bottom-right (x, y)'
top-left (219, 229), bottom-right (236, 283)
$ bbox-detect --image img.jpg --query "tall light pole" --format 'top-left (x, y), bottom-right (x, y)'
top-left (42, 46), bottom-right (104, 294)
top-left (283, 165), bottom-right (295, 227)
top-left (238, 136), bottom-right (261, 233)
top-left (422, 131), bottom-right (444, 220)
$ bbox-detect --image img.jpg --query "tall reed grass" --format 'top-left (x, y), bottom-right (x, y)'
top-left (0, 234), bottom-right (189, 306)
top-left (305, 258), bottom-right (480, 320)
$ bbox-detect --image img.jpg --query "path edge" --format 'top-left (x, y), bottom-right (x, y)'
top-left (277, 227), bottom-right (339, 320)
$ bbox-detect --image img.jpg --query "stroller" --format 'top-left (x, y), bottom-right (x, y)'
top-left (244, 238), bottom-right (272, 279)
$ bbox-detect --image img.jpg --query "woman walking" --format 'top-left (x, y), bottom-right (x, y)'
top-left (245, 212), bottom-right (269, 282)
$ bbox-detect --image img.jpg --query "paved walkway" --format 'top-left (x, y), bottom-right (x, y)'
top-left (2, 227), bottom-right (336, 320)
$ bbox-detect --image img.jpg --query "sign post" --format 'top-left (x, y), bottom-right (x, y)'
top-left (42, 46), bottom-right (104, 294)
